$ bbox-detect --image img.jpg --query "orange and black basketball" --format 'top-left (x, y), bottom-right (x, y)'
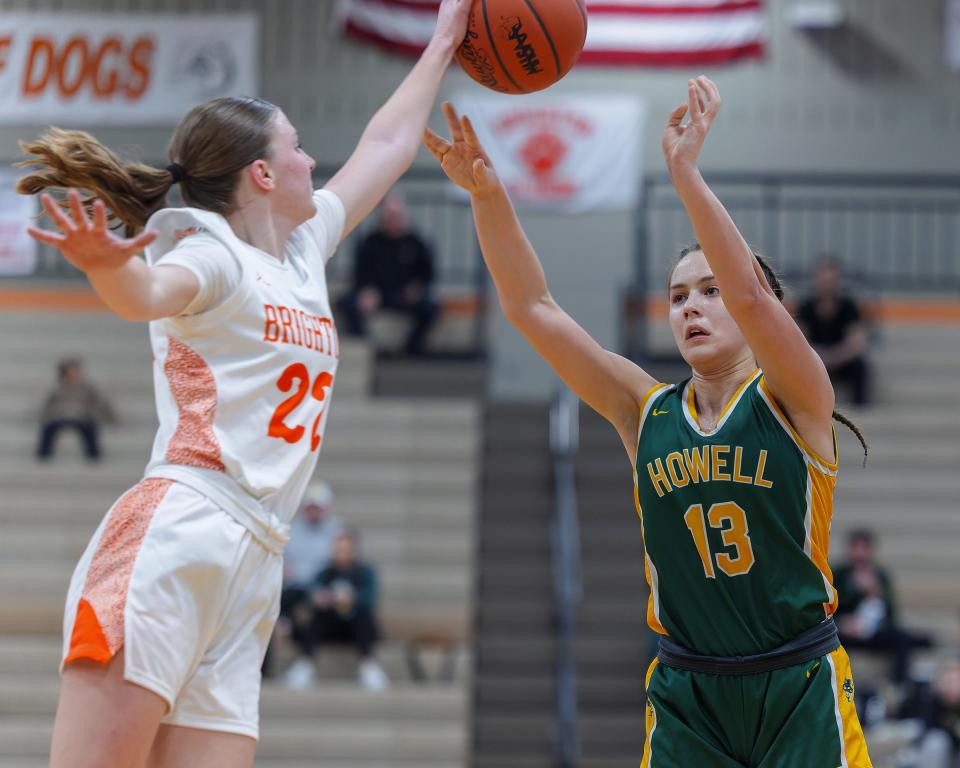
top-left (455, 0), bottom-right (588, 94)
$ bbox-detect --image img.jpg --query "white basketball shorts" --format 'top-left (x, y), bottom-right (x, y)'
top-left (61, 478), bottom-right (282, 739)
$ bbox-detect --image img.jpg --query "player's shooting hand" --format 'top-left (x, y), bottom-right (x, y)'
top-left (27, 190), bottom-right (157, 273)
top-left (433, 0), bottom-right (470, 50)
top-left (423, 102), bottom-right (499, 196)
top-left (662, 75), bottom-right (721, 178)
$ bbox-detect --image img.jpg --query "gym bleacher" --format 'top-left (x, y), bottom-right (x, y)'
top-left (0, 307), bottom-right (476, 767)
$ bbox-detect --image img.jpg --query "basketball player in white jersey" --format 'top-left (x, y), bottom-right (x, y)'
top-left (16, 3), bottom-right (469, 766)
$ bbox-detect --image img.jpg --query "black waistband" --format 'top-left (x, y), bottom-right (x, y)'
top-left (657, 618), bottom-right (840, 676)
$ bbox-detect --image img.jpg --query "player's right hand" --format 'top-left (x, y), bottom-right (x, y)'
top-left (27, 189), bottom-right (158, 273)
top-left (423, 102), bottom-right (499, 196)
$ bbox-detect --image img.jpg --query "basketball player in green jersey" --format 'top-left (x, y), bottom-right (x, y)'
top-left (425, 77), bottom-right (872, 767)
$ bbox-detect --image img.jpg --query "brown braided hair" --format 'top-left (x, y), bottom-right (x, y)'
top-left (16, 96), bottom-right (278, 237)
top-left (673, 243), bottom-right (869, 465)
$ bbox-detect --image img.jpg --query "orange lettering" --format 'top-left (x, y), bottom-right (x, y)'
top-left (91, 37), bottom-right (123, 98)
top-left (0, 37), bottom-right (12, 72)
top-left (125, 36), bottom-right (153, 100)
top-left (23, 37), bottom-right (55, 97)
top-left (263, 304), bottom-right (279, 342)
top-left (277, 306), bottom-right (294, 344)
top-left (56, 36), bottom-right (90, 98)
top-left (298, 310), bottom-right (313, 350)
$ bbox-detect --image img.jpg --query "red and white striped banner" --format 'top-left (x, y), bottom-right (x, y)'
top-left (336, 0), bottom-right (766, 66)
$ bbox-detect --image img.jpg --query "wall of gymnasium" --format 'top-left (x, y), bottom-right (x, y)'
top-left (2, 0), bottom-right (957, 398)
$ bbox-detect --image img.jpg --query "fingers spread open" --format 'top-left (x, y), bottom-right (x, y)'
top-left (69, 189), bottom-right (90, 230)
top-left (92, 199), bottom-right (108, 232)
top-left (26, 226), bottom-right (66, 246)
top-left (121, 230), bottom-right (158, 256)
top-left (461, 115), bottom-right (482, 151)
top-left (41, 194), bottom-right (75, 234)
top-left (423, 128), bottom-right (451, 162)
top-left (443, 102), bottom-right (464, 143)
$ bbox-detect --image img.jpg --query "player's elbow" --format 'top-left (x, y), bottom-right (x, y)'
top-left (501, 293), bottom-right (554, 331)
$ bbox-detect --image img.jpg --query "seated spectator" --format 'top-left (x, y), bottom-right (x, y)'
top-left (282, 480), bottom-right (343, 593)
top-left (797, 256), bottom-right (871, 406)
top-left (894, 658), bottom-right (960, 768)
top-left (834, 529), bottom-right (933, 683)
top-left (337, 190), bottom-right (439, 356)
top-left (36, 357), bottom-right (116, 462)
top-left (284, 529), bottom-right (389, 691)
top-left (267, 480), bottom-right (343, 677)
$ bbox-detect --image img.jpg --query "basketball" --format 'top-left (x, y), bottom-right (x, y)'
top-left (455, 0), bottom-right (588, 95)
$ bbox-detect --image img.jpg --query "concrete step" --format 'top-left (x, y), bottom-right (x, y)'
top-left (0, 560), bottom-right (471, 600)
top-left (0, 635), bottom-right (471, 683)
top-left (0, 523), bottom-right (473, 566)
top-left (0, 422), bottom-right (479, 461)
top-left (0, 491), bottom-right (474, 526)
top-left (0, 717), bottom-right (465, 761)
top-left (0, 460), bottom-right (477, 494)
top-left (0, 761), bottom-right (464, 768)
top-left (0, 674), bottom-right (465, 719)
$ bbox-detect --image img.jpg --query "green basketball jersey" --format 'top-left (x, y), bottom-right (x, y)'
top-left (633, 369), bottom-right (840, 657)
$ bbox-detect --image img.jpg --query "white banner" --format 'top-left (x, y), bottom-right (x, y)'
top-left (0, 14), bottom-right (259, 125)
top-left (0, 165), bottom-right (37, 275)
top-left (453, 93), bottom-right (644, 213)
top-left (949, 0), bottom-right (960, 70)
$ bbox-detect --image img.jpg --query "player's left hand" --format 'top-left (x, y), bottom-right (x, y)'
top-left (424, 102), bottom-right (499, 196)
top-left (662, 75), bottom-right (721, 176)
top-left (433, 0), bottom-right (470, 50)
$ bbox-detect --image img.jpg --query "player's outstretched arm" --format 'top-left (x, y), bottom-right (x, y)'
top-left (425, 102), bottom-right (659, 459)
top-left (664, 77), bottom-right (835, 448)
top-left (325, 0), bottom-right (469, 239)
top-left (28, 190), bottom-right (198, 322)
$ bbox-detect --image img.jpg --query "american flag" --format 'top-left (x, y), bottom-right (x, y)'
top-left (336, 0), bottom-right (766, 66)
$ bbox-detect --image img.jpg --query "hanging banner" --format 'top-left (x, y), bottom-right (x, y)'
top-left (452, 92), bottom-right (644, 213)
top-left (0, 13), bottom-right (258, 125)
top-left (0, 165), bottom-right (37, 275)
top-left (338, 0), bottom-right (766, 66)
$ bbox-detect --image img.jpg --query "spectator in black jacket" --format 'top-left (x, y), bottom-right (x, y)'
top-left (797, 256), bottom-right (871, 405)
top-left (833, 529), bottom-right (932, 683)
top-left (337, 190), bottom-right (439, 355)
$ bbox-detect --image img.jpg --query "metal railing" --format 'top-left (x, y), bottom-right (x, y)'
top-left (629, 172), bottom-right (960, 359)
top-left (637, 172), bottom-right (960, 295)
top-left (549, 385), bottom-right (583, 768)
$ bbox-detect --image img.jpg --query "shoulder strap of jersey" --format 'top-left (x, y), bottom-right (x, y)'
top-left (636, 381), bottom-right (675, 448)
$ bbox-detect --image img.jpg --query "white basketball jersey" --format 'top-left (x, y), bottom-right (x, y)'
top-left (141, 192), bottom-right (343, 528)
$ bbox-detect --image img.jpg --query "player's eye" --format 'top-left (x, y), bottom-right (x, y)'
top-left (706, 286), bottom-right (720, 296)
top-left (671, 293), bottom-right (685, 304)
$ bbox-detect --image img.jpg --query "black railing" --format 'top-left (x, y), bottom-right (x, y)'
top-left (549, 385), bottom-right (582, 768)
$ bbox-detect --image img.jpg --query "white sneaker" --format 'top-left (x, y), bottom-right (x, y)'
top-left (359, 659), bottom-right (389, 691)
top-left (283, 657), bottom-right (316, 689)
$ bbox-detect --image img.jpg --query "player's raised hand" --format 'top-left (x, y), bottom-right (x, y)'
top-left (423, 102), bottom-right (499, 195)
top-left (27, 189), bottom-right (157, 273)
top-left (662, 75), bottom-right (721, 177)
top-left (433, 0), bottom-right (470, 49)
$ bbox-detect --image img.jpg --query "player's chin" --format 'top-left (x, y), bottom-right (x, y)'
top-left (678, 339), bottom-right (717, 367)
